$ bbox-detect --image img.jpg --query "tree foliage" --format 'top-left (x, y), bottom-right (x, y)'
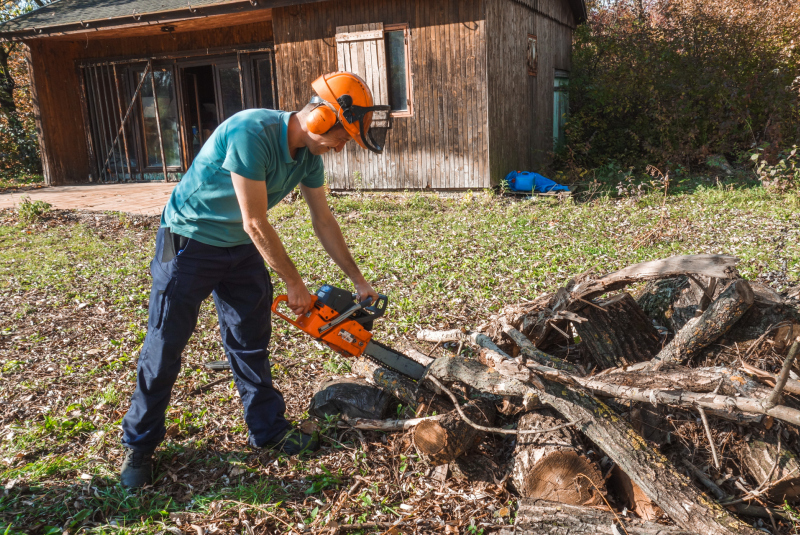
top-left (0, 0), bottom-right (42, 178)
top-left (563, 0), bottom-right (800, 171)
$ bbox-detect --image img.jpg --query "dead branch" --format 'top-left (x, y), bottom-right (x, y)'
top-left (577, 376), bottom-right (800, 428)
top-left (339, 414), bottom-right (444, 431)
top-left (426, 375), bottom-right (582, 436)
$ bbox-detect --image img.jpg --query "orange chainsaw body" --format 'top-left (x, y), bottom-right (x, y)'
top-left (271, 295), bottom-right (372, 358)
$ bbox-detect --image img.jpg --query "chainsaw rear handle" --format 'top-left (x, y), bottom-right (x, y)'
top-left (271, 294), bottom-right (319, 328)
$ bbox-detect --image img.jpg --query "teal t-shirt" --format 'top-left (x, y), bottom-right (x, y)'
top-left (161, 109), bottom-right (325, 247)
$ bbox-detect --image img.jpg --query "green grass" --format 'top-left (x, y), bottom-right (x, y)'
top-left (0, 183), bottom-right (799, 533)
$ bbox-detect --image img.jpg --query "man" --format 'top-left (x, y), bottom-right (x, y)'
top-left (119, 72), bottom-right (391, 488)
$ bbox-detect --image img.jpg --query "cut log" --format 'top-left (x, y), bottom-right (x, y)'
top-left (424, 356), bottom-right (760, 535)
top-left (499, 499), bottom-right (694, 535)
top-left (449, 453), bottom-right (502, 483)
top-left (511, 409), bottom-right (605, 505)
top-left (738, 432), bottom-right (800, 502)
top-left (607, 465), bottom-right (663, 521)
top-left (412, 398), bottom-right (496, 465)
top-left (573, 292), bottom-right (662, 369)
top-left (649, 279), bottom-right (754, 369)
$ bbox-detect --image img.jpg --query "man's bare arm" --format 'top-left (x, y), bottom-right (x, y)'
top-left (231, 172), bottom-right (313, 315)
top-left (301, 184), bottom-right (378, 303)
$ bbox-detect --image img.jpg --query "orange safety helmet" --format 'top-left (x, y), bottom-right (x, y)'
top-left (307, 71), bottom-right (392, 154)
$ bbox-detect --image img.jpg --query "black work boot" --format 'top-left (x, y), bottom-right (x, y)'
top-left (263, 426), bottom-right (320, 456)
top-left (120, 447), bottom-right (154, 488)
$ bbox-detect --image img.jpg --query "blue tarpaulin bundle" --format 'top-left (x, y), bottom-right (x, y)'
top-left (503, 171), bottom-right (570, 193)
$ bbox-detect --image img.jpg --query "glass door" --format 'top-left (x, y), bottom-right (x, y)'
top-left (136, 65), bottom-right (183, 169)
top-left (215, 61), bottom-right (244, 121)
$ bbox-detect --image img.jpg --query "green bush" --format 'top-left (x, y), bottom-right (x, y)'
top-left (562, 0), bottom-right (800, 172)
top-left (17, 195), bottom-right (50, 223)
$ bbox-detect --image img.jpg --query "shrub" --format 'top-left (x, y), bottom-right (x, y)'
top-left (562, 0), bottom-right (800, 172)
top-left (751, 145), bottom-right (799, 192)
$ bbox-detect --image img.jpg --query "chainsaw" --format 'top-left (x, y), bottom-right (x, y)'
top-left (205, 285), bottom-right (427, 380)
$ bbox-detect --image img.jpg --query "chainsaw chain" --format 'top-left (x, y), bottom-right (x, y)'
top-left (361, 339), bottom-right (419, 381)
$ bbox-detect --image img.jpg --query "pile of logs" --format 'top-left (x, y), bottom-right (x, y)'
top-left (336, 254), bottom-right (800, 534)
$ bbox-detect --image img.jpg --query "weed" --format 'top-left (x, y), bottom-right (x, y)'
top-left (16, 196), bottom-right (51, 223)
top-left (323, 354), bottom-right (351, 374)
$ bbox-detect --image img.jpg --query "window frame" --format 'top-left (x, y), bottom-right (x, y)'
top-left (384, 23), bottom-right (413, 117)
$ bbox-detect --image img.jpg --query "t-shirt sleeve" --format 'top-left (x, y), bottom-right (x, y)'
top-left (300, 155), bottom-right (325, 189)
top-left (221, 127), bottom-right (269, 181)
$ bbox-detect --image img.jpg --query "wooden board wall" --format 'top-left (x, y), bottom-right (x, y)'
top-left (486, 0), bottom-right (574, 184)
top-left (272, 0), bottom-right (490, 190)
top-left (24, 9), bottom-right (274, 185)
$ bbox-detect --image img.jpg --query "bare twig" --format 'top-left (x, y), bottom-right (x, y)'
top-left (697, 407), bottom-right (720, 470)
top-left (763, 338), bottom-right (800, 411)
top-left (426, 375), bottom-right (583, 435)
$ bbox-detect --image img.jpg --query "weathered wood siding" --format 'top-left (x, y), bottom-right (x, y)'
top-left (273, 0), bottom-right (490, 190)
top-left (24, 11), bottom-right (274, 185)
top-left (486, 0), bottom-right (574, 184)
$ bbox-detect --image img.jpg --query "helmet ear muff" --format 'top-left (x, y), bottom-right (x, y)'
top-left (306, 101), bottom-right (339, 135)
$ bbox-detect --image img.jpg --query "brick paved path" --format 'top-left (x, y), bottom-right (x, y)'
top-left (0, 182), bottom-right (176, 216)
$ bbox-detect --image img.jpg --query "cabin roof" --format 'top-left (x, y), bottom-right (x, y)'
top-left (0, 0), bottom-right (586, 39)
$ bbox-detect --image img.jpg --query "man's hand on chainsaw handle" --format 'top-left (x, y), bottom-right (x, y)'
top-left (354, 279), bottom-right (379, 305)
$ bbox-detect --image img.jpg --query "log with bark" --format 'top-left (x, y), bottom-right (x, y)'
top-left (412, 398), bottom-right (496, 465)
top-left (573, 292), bottom-right (662, 369)
top-left (511, 409), bottom-right (606, 505)
top-left (738, 432), bottom-right (800, 502)
top-left (498, 499), bottom-right (694, 535)
top-left (648, 279), bottom-right (754, 369)
top-left (601, 365), bottom-right (770, 398)
top-left (490, 254), bottom-right (741, 348)
top-left (424, 355), bottom-right (760, 535)
top-left (640, 277), bottom-right (800, 343)
top-left (449, 453), bottom-right (502, 483)
top-left (351, 357), bottom-right (451, 416)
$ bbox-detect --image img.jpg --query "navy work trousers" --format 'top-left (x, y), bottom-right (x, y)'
top-left (121, 227), bottom-right (290, 452)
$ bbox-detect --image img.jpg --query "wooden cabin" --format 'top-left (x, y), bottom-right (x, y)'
top-left (0, 0), bottom-right (586, 190)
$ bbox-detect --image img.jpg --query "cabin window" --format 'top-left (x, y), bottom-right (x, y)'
top-left (335, 23), bottom-right (413, 117)
top-left (385, 25), bottom-right (412, 115)
top-left (553, 70), bottom-right (569, 151)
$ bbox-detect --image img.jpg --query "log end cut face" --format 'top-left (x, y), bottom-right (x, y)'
top-left (522, 450), bottom-right (605, 506)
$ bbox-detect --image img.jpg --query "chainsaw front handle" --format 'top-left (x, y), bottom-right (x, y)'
top-left (271, 294), bottom-right (319, 329)
top-left (356, 293), bottom-right (388, 325)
